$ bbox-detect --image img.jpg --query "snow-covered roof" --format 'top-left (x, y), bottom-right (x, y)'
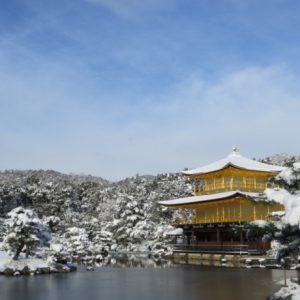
top-left (166, 228), bottom-right (183, 235)
top-left (183, 147), bottom-right (286, 176)
top-left (159, 190), bottom-right (260, 206)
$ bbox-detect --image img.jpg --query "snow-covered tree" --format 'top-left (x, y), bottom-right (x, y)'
top-left (103, 174), bottom-right (191, 253)
top-left (3, 207), bottom-right (50, 260)
top-left (43, 216), bottom-right (60, 232)
top-left (262, 161), bottom-right (300, 262)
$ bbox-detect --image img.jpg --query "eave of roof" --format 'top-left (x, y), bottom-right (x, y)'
top-left (158, 190), bottom-right (261, 206)
top-left (182, 151), bottom-right (286, 176)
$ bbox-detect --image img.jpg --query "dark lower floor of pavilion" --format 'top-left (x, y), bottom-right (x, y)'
top-left (171, 222), bottom-right (270, 255)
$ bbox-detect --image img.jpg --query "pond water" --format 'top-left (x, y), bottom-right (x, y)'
top-left (0, 264), bottom-right (293, 300)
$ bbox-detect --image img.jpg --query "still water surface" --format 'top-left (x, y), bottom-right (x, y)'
top-left (0, 266), bottom-right (292, 300)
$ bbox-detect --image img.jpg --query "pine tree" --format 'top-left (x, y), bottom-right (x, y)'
top-left (3, 207), bottom-right (50, 260)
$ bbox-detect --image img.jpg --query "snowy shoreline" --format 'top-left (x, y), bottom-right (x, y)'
top-left (0, 251), bottom-right (76, 276)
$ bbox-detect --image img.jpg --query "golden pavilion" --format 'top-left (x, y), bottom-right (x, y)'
top-left (159, 147), bottom-right (285, 253)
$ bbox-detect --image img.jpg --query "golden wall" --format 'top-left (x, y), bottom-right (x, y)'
top-left (190, 166), bottom-right (277, 196)
top-left (173, 197), bottom-right (284, 225)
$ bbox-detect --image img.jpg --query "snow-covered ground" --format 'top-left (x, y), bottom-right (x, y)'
top-left (0, 249), bottom-right (77, 276)
top-left (271, 279), bottom-right (300, 300)
top-left (0, 250), bottom-right (49, 274)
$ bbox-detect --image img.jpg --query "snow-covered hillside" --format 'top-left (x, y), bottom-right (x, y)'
top-left (260, 153), bottom-right (300, 167)
top-left (0, 170), bottom-right (191, 263)
top-left (0, 153), bottom-right (299, 267)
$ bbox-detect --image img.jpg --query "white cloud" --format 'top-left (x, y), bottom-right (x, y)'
top-left (1, 1), bottom-right (300, 180)
top-left (127, 65), bottom-right (300, 174)
top-left (0, 61), bottom-right (299, 180)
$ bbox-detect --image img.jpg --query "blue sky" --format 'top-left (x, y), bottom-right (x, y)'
top-left (0, 0), bottom-right (300, 180)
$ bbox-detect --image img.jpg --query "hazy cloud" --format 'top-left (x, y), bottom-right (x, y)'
top-left (1, 62), bottom-right (299, 180)
top-left (0, 1), bottom-right (299, 180)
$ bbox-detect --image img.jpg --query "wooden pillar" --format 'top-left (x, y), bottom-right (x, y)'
top-left (228, 206), bottom-right (231, 222)
top-left (240, 230), bottom-right (244, 244)
top-left (191, 228), bottom-right (195, 245)
top-left (217, 228), bottom-right (220, 243)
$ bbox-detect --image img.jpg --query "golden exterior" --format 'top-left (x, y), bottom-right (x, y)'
top-left (172, 196), bottom-right (284, 225)
top-left (190, 166), bottom-right (278, 196)
top-left (169, 165), bottom-right (284, 225)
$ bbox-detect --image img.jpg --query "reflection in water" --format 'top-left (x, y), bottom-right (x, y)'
top-left (0, 259), bottom-right (295, 300)
top-left (106, 252), bottom-right (173, 268)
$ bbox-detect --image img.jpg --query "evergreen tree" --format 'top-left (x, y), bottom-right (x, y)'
top-left (3, 207), bottom-right (50, 260)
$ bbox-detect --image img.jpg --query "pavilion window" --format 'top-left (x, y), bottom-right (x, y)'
top-left (245, 178), bottom-right (255, 188)
top-left (256, 178), bottom-right (267, 190)
top-left (224, 177), bottom-right (231, 189)
top-left (215, 178), bottom-right (222, 190)
top-left (233, 176), bottom-right (243, 189)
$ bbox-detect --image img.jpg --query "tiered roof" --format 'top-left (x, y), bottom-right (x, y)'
top-left (183, 147), bottom-right (285, 176)
top-left (159, 147), bottom-right (286, 206)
